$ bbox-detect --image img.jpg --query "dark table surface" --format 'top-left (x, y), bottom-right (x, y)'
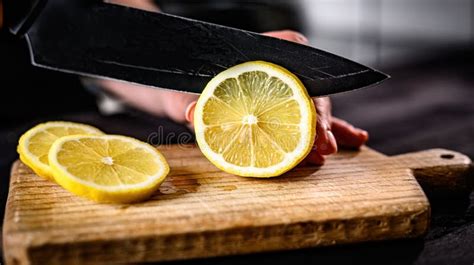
top-left (1, 48), bottom-right (473, 265)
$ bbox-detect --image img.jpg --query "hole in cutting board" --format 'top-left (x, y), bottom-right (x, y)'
top-left (440, 154), bottom-right (455, 159)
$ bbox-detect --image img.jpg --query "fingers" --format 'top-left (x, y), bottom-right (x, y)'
top-left (262, 30), bottom-right (309, 45)
top-left (301, 97), bottom-right (337, 166)
top-left (264, 30), bottom-right (329, 166)
top-left (299, 152), bottom-right (325, 167)
top-left (313, 97), bottom-right (337, 156)
top-left (302, 116), bottom-right (368, 166)
top-left (185, 29), bottom-right (367, 165)
top-left (331, 117), bottom-right (369, 148)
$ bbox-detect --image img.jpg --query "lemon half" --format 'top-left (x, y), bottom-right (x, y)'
top-left (194, 61), bottom-right (316, 177)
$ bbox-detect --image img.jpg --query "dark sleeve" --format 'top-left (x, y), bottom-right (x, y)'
top-left (0, 28), bottom-right (97, 127)
top-left (154, 0), bottom-right (305, 33)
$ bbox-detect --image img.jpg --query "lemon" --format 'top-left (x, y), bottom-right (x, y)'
top-left (194, 61), bottom-right (316, 177)
top-left (48, 135), bottom-right (169, 203)
top-left (17, 121), bottom-right (104, 180)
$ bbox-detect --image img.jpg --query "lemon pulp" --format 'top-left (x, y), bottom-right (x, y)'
top-left (49, 135), bottom-right (169, 203)
top-left (194, 61), bottom-right (316, 177)
top-left (17, 121), bottom-right (104, 180)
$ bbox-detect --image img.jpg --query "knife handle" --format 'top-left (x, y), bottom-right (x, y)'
top-left (4, 0), bottom-right (47, 35)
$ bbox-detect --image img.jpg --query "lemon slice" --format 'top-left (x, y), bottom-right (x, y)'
top-left (48, 135), bottom-right (169, 203)
top-left (194, 61), bottom-right (316, 177)
top-left (17, 121), bottom-right (104, 180)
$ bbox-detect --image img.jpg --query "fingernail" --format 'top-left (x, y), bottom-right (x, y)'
top-left (295, 33), bottom-right (309, 44)
top-left (359, 129), bottom-right (369, 140)
top-left (327, 130), bottom-right (338, 153)
top-left (185, 101), bottom-right (197, 123)
top-left (319, 122), bottom-right (328, 132)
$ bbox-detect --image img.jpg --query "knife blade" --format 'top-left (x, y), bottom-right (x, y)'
top-left (8, 0), bottom-right (389, 96)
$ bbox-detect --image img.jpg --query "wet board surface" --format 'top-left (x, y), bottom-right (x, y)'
top-left (3, 145), bottom-right (472, 265)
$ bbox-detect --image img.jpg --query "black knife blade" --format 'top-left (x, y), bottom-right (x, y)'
top-left (8, 0), bottom-right (388, 96)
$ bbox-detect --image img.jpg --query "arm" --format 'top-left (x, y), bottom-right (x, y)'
top-left (0, 1), bottom-right (155, 30)
top-left (96, 0), bottom-right (195, 122)
top-left (97, 80), bottom-right (197, 124)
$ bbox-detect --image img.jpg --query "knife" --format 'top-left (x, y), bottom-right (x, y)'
top-left (5, 0), bottom-right (389, 97)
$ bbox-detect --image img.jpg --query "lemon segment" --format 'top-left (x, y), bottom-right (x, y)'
top-left (48, 135), bottom-right (169, 203)
top-left (17, 121), bottom-right (104, 180)
top-left (194, 61), bottom-right (316, 177)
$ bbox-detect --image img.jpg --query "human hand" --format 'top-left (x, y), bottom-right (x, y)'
top-left (99, 0), bottom-right (370, 164)
top-left (184, 30), bottom-right (369, 165)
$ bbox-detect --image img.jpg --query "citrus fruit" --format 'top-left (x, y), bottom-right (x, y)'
top-left (17, 121), bottom-right (104, 180)
top-left (194, 61), bottom-right (316, 177)
top-left (48, 135), bottom-right (169, 203)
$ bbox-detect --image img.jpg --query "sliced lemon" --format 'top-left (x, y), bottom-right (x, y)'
top-left (48, 135), bottom-right (169, 203)
top-left (17, 121), bottom-right (104, 180)
top-left (194, 61), bottom-right (316, 177)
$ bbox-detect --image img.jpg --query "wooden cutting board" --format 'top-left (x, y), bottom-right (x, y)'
top-left (3, 145), bottom-right (472, 265)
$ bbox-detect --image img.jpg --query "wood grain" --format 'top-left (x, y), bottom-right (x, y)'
top-left (391, 149), bottom-right (473, 195)
top-left (2, 145), bottom-right (471, 265)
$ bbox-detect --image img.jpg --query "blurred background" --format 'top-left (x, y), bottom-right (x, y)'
top-left (1, 0), bottom-right (473, 264)
top-left (301, 3), bottom-right (474, 263)
top-left (302, 0), bottom-right (473, 67)
top-left (299, 0), bottom-right (474, 156)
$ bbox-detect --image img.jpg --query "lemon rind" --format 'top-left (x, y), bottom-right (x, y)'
top-left (48, 135), bottom-right (170, 203)
top-left (194, 61), bottom-right (316, 178)
top-left (17, 121), bottom-right (104, 180)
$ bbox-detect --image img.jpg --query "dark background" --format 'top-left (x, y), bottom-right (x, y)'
top-left (1, 0), bottom-right (473, 264)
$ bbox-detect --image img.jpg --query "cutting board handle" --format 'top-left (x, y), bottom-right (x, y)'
top-left (390, 149), bottom-right (473, 196)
